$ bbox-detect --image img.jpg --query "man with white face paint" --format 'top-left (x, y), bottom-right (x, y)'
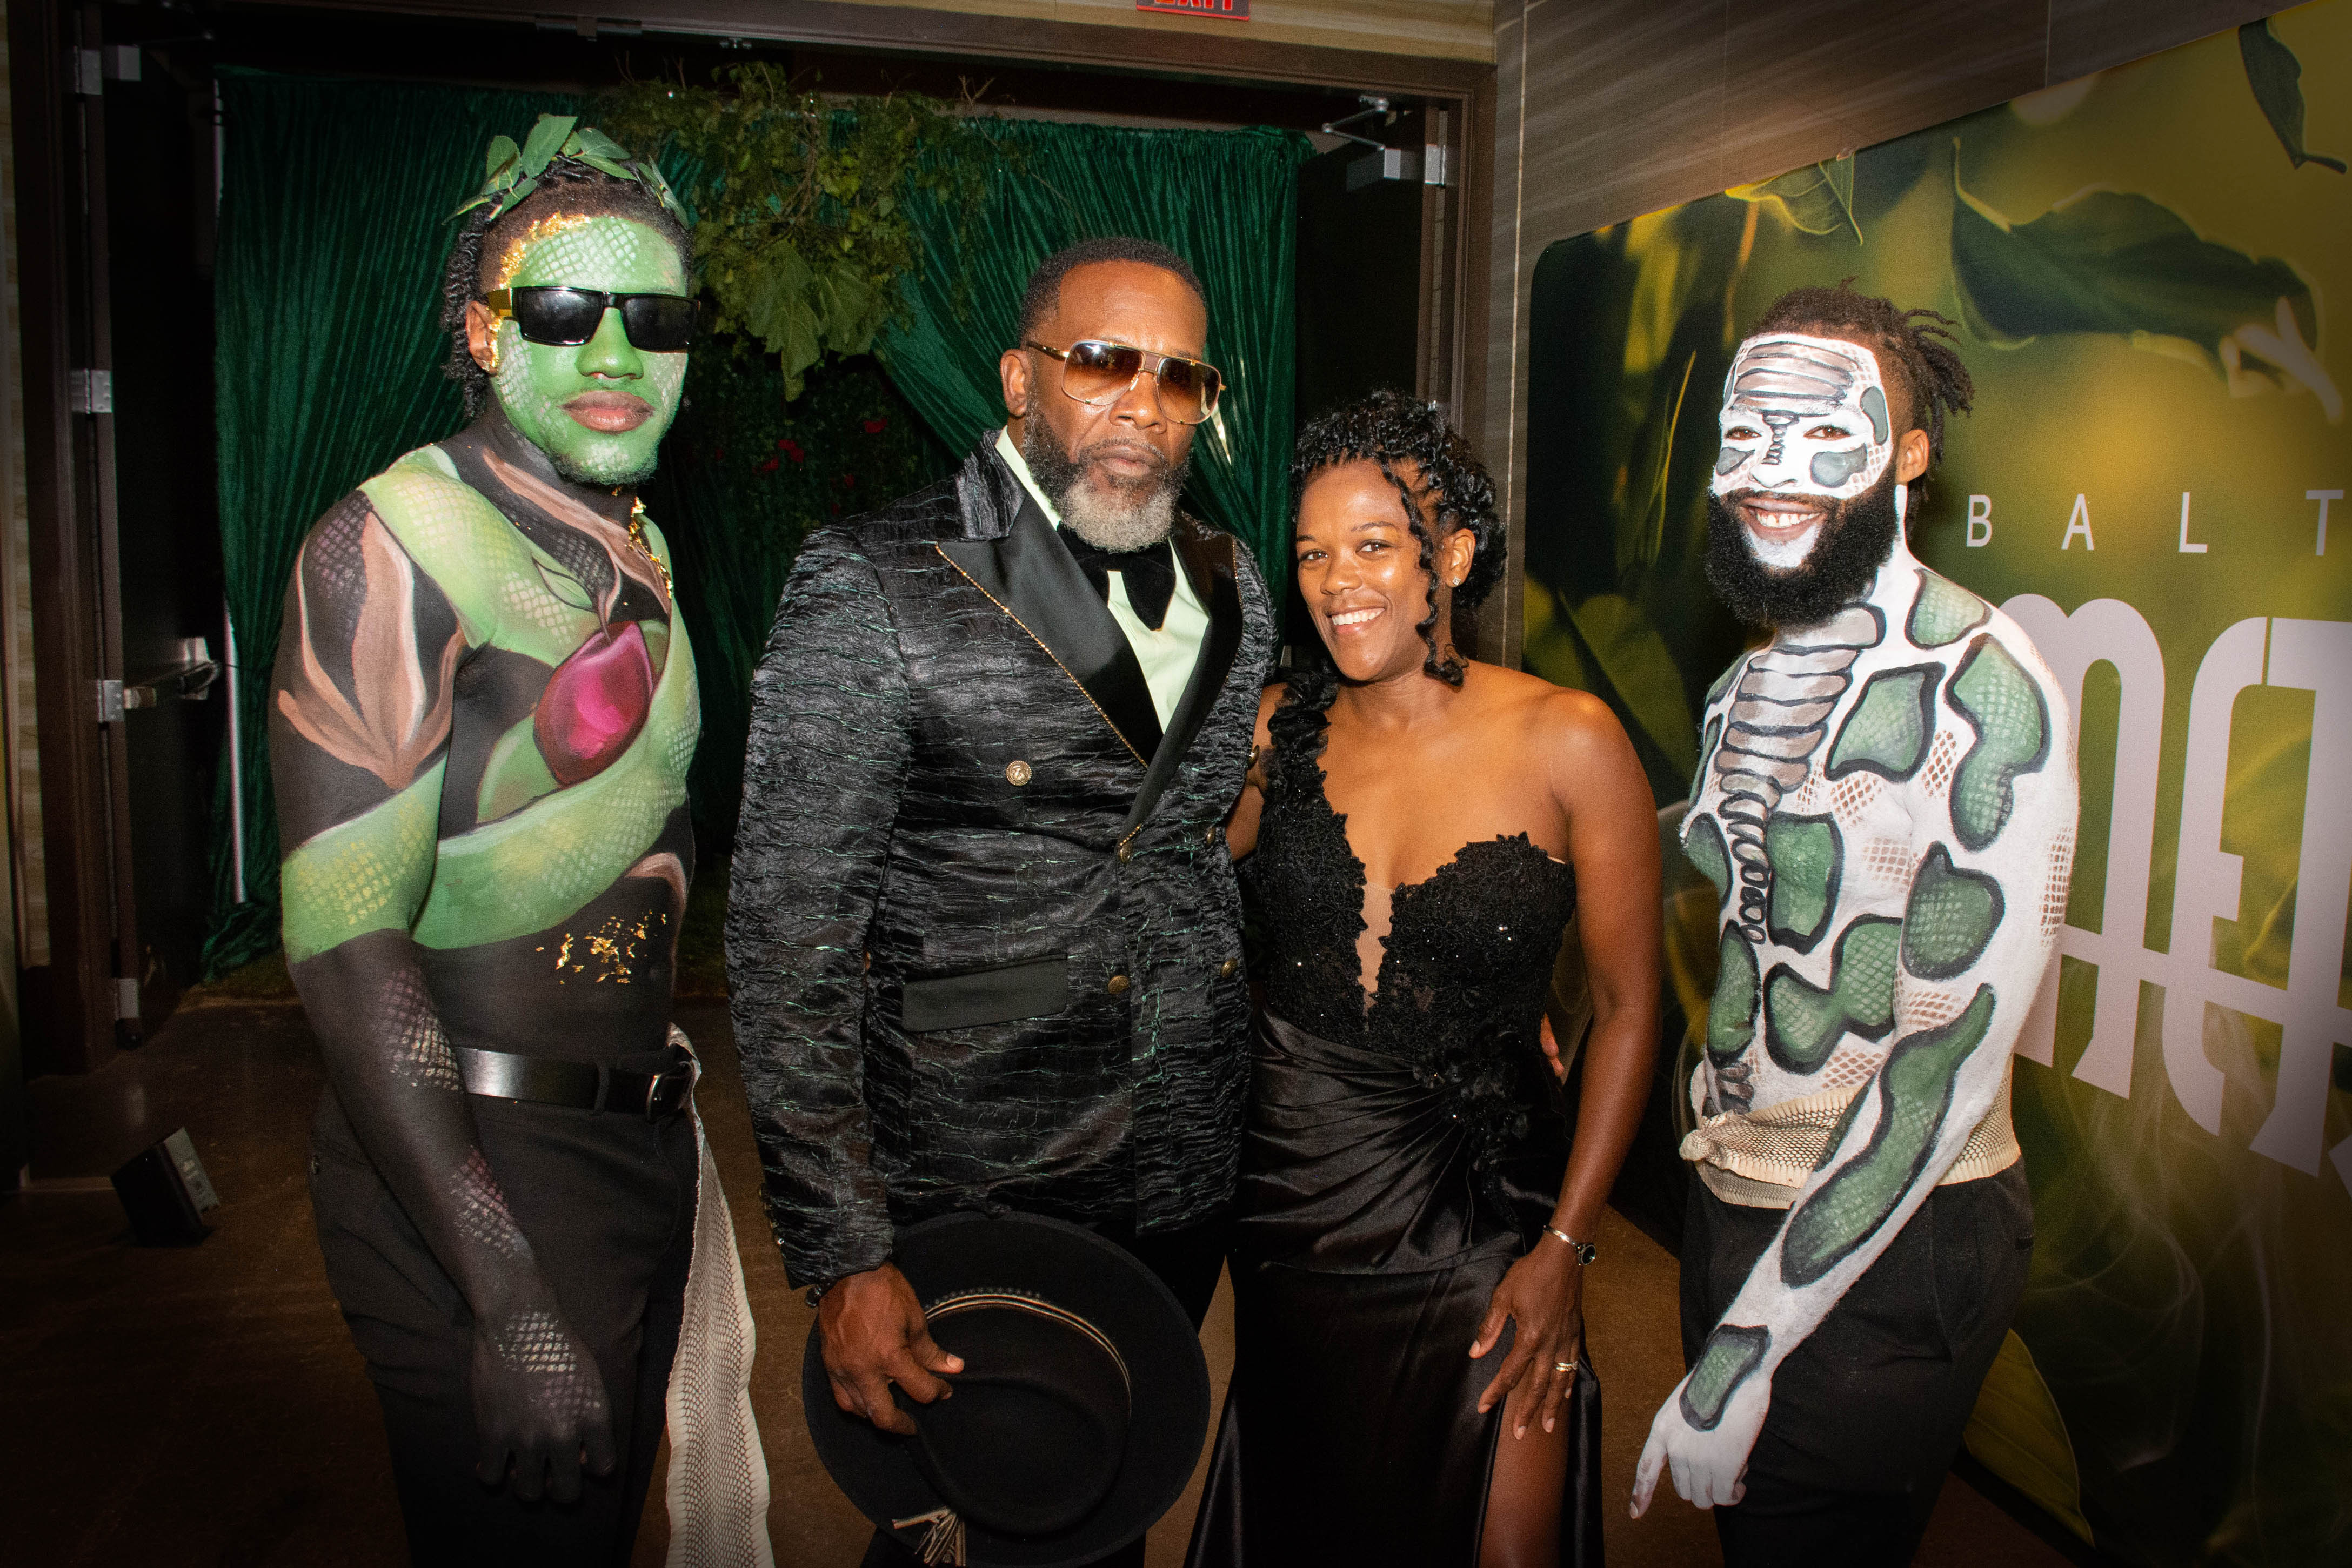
top-left (1632, 286), bottom-right (2078, 1565)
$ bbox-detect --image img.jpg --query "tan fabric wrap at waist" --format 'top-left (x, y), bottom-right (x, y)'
top-left (1680, 1064), bottom-right (2019, 1210)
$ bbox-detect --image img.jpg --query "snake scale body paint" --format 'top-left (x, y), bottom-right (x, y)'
top-left (1630, 328), bottom-right (2082, 1501)
top-left (1672, 533), bottom-right (2077, 1456)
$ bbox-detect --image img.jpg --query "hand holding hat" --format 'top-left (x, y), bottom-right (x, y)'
top-left (818, 1263), bottom-right (966, 1436)
top-left (805, 1213), bottom-right (1212, 1568)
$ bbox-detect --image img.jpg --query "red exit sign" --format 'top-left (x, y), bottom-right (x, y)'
top-left (1137, 0), bottom-right (1248, 17)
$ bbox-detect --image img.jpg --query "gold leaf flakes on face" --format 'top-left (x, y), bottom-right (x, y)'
top-left (491, 211), bottom-right (600, 291)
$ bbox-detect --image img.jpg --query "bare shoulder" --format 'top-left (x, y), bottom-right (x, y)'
top-left (1466, 662), bottom-right (1627, 756)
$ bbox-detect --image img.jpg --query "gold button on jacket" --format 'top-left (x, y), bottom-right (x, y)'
top-left (1106, 974), bottom-right (1131, 996)
top-left (1004, 760), bottom-right (1032, 786)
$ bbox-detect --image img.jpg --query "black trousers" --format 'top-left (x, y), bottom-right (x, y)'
top-left (1680, 1165), bottom-right (2032, 1568)
top-left (310, 1089), bottom-right (701, 1567)
top-left (862, 1212), bottom-right (1232, 1568)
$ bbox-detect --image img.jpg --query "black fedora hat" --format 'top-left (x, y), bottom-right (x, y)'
top-left (803, 1212), bottom-right (1212, 1567)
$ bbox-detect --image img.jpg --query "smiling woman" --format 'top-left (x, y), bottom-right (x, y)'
top-left (1197, 391), bottom-right (1663, 1568)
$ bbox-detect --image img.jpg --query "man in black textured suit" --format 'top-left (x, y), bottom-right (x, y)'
top-left (727, 237), bottom-right (1274, 1516)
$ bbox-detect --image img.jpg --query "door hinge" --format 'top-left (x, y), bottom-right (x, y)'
top-left (115, 977), bottom-right (141, 1021)
top-left (68, 368), bottom-right (112, 414)
top-left (96, 678), bottom-right (125, 723)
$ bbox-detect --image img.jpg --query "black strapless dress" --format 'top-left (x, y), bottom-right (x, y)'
top-left (1185, 687), bottom-right (1603, 1567)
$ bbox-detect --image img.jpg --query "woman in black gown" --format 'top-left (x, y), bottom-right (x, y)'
top-left (1187, 393), bottom-right (1661, 1567)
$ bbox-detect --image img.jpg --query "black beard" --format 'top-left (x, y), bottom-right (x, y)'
top-left (1021, 420), bottom-right (1190, 551)
top-left (1703, 473), bottom-right (1902, 630)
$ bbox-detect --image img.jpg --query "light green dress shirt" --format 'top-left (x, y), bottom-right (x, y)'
top-left (994, 427), bottom-right (1208, 731)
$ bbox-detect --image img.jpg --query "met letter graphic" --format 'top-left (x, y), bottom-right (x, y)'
top-left (2003, 599), bottom-right (2352, 1183)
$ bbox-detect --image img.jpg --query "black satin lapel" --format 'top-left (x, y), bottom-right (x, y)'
top-left (939, 494), bottom-right (1162, 763)
top-left (1124, 525), bottom-right (1245, 836)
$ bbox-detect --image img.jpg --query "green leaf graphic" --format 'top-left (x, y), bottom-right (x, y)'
top-left (1728, 156), bottom-right (1860, 242)
top-left (2239, 21), bottom-right (2346, 174)
top-left (1533, 591), bottom-right (1698, 778)
top-left (1964, 1330), bottom-right (2095, 1546)
top-left (1950, 149), bottom-right (2338, 417)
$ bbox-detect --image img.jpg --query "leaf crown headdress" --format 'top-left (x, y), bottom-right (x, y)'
top-left (451, 112), bottom-right (689, 226)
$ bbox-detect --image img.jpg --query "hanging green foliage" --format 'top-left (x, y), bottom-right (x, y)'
top-left (604, 66), bottom-right (1008, 398)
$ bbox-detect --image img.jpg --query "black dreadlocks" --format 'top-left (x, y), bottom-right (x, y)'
top-left (439, 158), bottom-right (693, 419)
top-left (1749, 282), bottom-right (1975, 479)
top-left (1290, 389), bottom-right (1501, 688)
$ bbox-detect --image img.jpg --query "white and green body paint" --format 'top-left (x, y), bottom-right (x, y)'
top-left (1640, 331), bottom-right (2080, 1501)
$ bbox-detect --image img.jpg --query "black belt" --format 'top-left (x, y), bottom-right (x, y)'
top-left (455, 1042), bottom-right (693, 1121)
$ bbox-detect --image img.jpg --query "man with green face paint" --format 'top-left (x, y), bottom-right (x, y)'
top-left (270, 120), bottom-right (765, 1564)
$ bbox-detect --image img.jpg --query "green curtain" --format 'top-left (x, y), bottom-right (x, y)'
top-left (639, 352), bottom-right (950, 848)
top-left (208, 72), bottom-right (583, 975)
top-left (878, 120), bottom-right (1312, 607)
top-left (208, 82), bottom-right (1306, 976)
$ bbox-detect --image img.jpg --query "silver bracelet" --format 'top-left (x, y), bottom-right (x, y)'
top-left (1544, 1225), bottom-right (1597, 1266)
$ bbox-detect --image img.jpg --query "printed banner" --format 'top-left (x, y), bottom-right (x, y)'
top-left (1522, 5), bottom-right (2349, 1563)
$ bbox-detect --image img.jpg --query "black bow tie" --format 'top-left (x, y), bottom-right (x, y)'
top-left (1059, 529), bottom-right (1177, 631)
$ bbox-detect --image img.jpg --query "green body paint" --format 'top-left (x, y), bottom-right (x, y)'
top-left (1899, 845), bottom-right (2005, 980)
top-left (1681, 1324), bottom-right (1772, 1430)
top-left (1686, 812), bottom-right (1732, 906)
top-left (492, 216), bottom-right (689, 485)
top-left (1947, 635), bottom-right (2049, 852)
top-left (1907, 569), bottom-right (1988, 648)
top-left (1763, 915), bottom-right (1899, 1071)
top-left (282, 764), bottom-right (446, 963)
top-left (1826, 664), bottom-right (1937, 781)
top-left (290, 447), bottom-right (699, 950)
top-left (478, 716), bottom-right (562, 822)
top-left (411, 623), bottom-right (694, 948)
top-left (1780, 987), bottom-right (1996, 1286)
top-left (1707, 930), bottom-right (1760, 1061)
top-left (1764, 812), bottom-right (1842, 951)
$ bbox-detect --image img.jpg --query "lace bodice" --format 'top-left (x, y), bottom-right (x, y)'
top-left (1244, 681), bottom-right (1579, 1151)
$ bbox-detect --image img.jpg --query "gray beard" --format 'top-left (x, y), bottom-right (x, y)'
top-left (1021, 420), bottom-right (1186, 552)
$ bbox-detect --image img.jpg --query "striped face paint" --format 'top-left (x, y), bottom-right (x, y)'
top-left (1712, 333), bottom-right (1894, 508)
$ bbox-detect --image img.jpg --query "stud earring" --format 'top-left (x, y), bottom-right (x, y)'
top-left (479, 336), bottom-right (502, 376)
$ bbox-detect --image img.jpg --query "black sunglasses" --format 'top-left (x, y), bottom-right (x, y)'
top-left (483, 286), bottom-right (699, 353)
top-left (1026, 339), bottom-right (1224, 426)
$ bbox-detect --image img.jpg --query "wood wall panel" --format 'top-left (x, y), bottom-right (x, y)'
top-left (1482, 0), bottom-right (2284, 664)
top-left (2050, 0), bottom-right (2278, 76)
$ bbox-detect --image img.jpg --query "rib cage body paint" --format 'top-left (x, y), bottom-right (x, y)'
top-left (1712, 609), bottom-right (1881, 942)
top-left (1665, 536), bottom-right (2077, 1463)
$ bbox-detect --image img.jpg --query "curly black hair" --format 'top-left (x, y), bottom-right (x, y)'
top-left (439, 157), bottom-right (693, 418)
top-left (1289, 389), bottom-right (1502, 688)
top-left (1749, 282), bottom-right (1975, 476)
